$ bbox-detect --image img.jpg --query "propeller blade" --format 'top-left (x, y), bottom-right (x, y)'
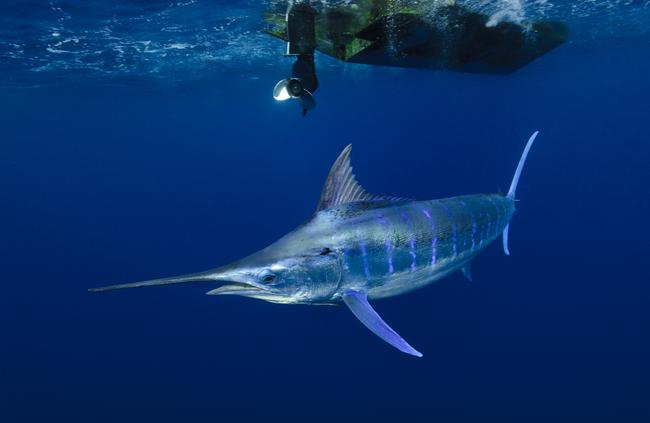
top-left (273, 79), bottom-right (291, 101)
top-left (300, 90), bottom-right (316, 110)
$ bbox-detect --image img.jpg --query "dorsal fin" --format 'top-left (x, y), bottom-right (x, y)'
top-left (317, 145), bottom-right (405, 212)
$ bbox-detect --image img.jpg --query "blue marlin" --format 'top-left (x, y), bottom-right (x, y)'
top-left (90, 132), bottom-right (539, 357)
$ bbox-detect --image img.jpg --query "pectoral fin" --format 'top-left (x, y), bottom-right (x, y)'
top-left (342, 290), bottom-right (422, 357)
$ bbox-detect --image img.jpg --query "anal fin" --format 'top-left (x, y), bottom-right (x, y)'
top-left (342, 290), bottom-right (422, 357)
top-left (461, 263), bottom-right (473, 282)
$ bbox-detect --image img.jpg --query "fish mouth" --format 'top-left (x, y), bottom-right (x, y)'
top-left (205, 282), bottom-right (270, 297)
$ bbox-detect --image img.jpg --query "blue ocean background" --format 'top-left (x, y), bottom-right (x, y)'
top-left (1, 1), bottom-right (649, 421)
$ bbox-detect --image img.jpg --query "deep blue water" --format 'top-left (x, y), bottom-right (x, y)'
top-left (1, 1), bottom-right (650, 422)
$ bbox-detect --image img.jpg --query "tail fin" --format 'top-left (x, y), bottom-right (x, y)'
top-left (503, 131), bottom-right (539, 255)
top-left (507, 131), bottom-right (539, 200)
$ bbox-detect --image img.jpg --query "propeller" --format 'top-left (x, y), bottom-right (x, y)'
top-left (300, 89), bottom-right (315, 111)
top-left (273, 78), bottom-right (316, 113)
top-left (273, 78), bottom-right (292, 101)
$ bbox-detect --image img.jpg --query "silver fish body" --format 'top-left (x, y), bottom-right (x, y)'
top-left (91, 132), bottom-right (538, 357)
top-left (317, 194), bottom-right (513, 301)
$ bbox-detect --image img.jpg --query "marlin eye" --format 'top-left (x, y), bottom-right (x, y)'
top-left (261, 273), bottom-right (276, 283)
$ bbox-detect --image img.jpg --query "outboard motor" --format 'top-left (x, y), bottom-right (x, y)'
top-left (273, 2), bottom-right (318, 116)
